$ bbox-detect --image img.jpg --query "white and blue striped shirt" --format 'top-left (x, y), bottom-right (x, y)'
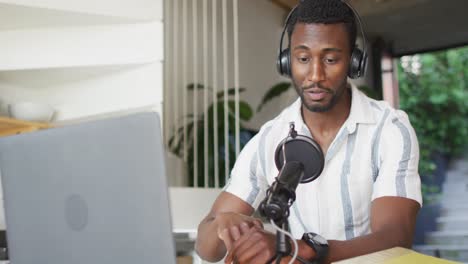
top-left (224, 85), bottom-right (422, 240)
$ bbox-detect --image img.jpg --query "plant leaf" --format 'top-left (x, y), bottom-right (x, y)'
top-left (257, 82), bottom-right (291, 112)
top-left (228, 101), bottom-right (253, 121)
top-left (217, 87), bottom-right (246, 99)
top-left (187, 83), bottom-right (205, 90)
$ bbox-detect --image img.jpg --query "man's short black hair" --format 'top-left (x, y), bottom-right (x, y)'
top-left (286, 0), bottom-right (357, 50)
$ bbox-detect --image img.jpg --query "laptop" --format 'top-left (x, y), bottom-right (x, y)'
top-left (0, 112), bottom-right (176, 264)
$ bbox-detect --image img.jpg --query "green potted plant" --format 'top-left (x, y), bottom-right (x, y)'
top-left (168, 83), bottom-right (254, 187)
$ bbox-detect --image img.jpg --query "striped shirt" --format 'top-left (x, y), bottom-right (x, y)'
top-left (224, 85), bottom-right (422, 240)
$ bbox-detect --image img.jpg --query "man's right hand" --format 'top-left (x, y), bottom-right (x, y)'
top-left (195, 192), bottom-right (258, 262)
top-left (215, 212), bottom-right (263, 252)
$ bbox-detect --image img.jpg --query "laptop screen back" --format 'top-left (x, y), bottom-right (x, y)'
top-left (0, 112), bottom-right (176, 264)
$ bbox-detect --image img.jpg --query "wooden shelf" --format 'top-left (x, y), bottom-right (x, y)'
top-left (0, 22), bottom-right (163, 71)
top-left (0, 116), bottom-right (51, 137)
top-left (0, 1), bottom-right (162, 26)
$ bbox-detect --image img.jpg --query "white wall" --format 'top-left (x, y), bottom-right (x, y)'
top-left (237, 0), bottom-right (295, 129)
top-left (0, 0), bottom-right (164, 230)
top-left (165, 0), bottom-right (287, 132)
top-left (164, 0), bottom-right (289, 186)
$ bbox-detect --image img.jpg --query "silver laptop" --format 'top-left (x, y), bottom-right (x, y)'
top-left (0, 112), bottom-right (176, 264)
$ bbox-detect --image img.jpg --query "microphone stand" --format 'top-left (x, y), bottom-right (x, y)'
top-left (273, 218), bottom-right (291, 264)
top-left (262, 123), bottom-right (313, 264)
top-left (269, 210), bottom-right (313, 264)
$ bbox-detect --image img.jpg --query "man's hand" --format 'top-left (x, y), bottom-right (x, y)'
top-left (223, 224), bottom-right (276, 264)
top-left (196, 192), bottom-right (259, 262)
top-left (215, 212), bottom-right (263, 253)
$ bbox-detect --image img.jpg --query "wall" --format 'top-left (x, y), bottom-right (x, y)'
top-left (236, 0), bottom-right (292, 129)
top-left (164, 0), bottom-right (290, 130)
top-left (164, 0), bottom-right (289, 186)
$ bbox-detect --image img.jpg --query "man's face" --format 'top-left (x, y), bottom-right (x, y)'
top-left (290, 23), bottom-right (351, 112)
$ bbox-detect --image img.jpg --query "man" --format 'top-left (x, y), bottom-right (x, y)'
top-left (196, 0), bottom-right (422, 263)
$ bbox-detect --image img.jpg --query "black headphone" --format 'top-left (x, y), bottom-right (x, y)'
top-left (276, 0), bottom-right (368, 79)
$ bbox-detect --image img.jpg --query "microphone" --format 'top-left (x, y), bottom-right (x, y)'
top-left (259, 161), bottom-right (304, 222)
top-left (259, 123), bottom-right (324, 222)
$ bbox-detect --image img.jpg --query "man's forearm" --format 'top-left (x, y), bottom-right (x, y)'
top-left (195, 215), bottom-right (227, 262)
top-left (324, 226), bottom-right (412, 263)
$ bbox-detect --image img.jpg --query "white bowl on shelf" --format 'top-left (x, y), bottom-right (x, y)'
top-left (8, 102), bottom-right (55, 122)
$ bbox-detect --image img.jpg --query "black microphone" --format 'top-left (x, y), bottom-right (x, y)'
top-left (259, 161), bottom-right (304, 222)
top-left (259, 123), bottom-right (324, 222)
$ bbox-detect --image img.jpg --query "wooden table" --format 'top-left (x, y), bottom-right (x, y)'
top-left (334, 247), bottom-right (460, 264)
top-left (0, 117), bottom-right (51, 137)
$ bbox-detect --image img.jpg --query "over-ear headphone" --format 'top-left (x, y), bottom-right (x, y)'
top-left (276, 0), bottom-right (368, 79)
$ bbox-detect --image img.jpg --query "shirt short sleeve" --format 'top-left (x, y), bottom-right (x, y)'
top-left (372, 110), bottom-right (423, 206)
top-left (223, 130), bottom-right (269, 209)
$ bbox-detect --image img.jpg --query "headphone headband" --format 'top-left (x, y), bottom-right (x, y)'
top-left (342, 0), bottom-right (368, 61)
top-left (277, 0), bottom-right (368, 79)
top-left (277, 4), bottom-right (297, 55)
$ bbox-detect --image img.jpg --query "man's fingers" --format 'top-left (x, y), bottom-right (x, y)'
top-left (224, 248), bottom-right (238, 264)
top-left (227, 226), bottom-right (267, 263)
top-left (230, 229), bottom-right (260, 262)
top-left (224, 252), bottom-right (232, 264)
top-left (253, 219), bottom-right (264, 229)
top-left (229, 225), bottom-right (242, 241)
top-left (224, 231), bottom-right (250, 264)
top-left (219, 228), bottom-right (233, 251)
top-left (240, 222), bottom-right (250, 234)
top-left (214, 213), bottom-right (265, 263)
top-left (235, 236), bottom-right (270, 264)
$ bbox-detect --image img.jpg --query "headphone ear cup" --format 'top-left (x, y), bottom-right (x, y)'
top-left (348, 48), bottom-right (363, 79)
top-left (360, 50), bottom-right (368, 78)
top-left (277, 48), bottom-right (292, 78)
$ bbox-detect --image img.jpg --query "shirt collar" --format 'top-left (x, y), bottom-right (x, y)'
top-left (345, 84), bottom-right (376, 133)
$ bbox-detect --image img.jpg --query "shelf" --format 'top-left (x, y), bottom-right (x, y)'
top-left (0, 0), bottom-right (162, 27)
top-left (0, 3), bottom-right (142, 31)
top-left (0, 116), bottom-right (51, 137)
top-left (0, 62), bottom-right (163, 122)
top-left (0, 22), bottom-right (163, 71)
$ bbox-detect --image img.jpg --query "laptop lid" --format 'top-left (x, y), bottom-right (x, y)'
top-left (0, 112), bottom-right (176, 264)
